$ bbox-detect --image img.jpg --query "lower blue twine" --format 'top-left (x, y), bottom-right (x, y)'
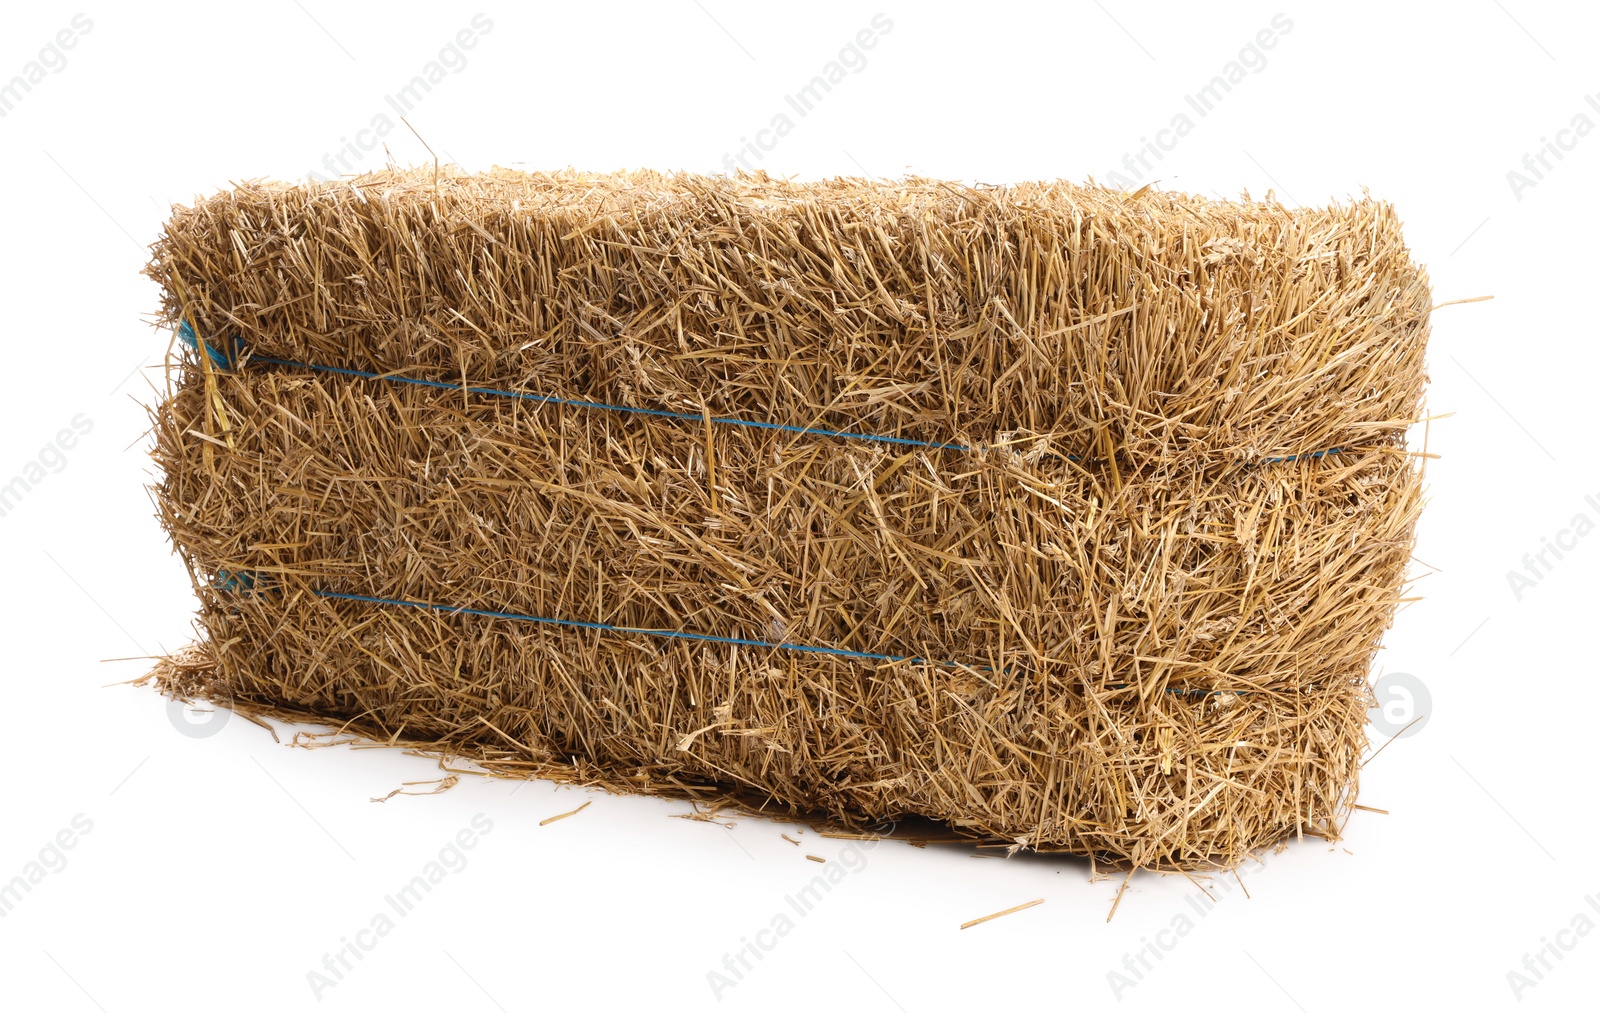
top-left (308, 589), bottom-right (1249, 694)
top-left (312, 589), bottom-right (943, 667)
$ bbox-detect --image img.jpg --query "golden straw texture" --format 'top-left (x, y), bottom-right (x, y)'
top-left (144, 167), bottom-right (1430, 869)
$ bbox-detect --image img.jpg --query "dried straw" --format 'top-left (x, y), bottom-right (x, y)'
top-left (142, 167), bottom-right (1430, 871)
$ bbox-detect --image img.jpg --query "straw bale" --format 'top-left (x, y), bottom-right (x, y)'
top-left (143, 168), bottom-right (1430, 869)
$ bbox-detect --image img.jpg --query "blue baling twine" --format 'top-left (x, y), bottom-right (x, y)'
top-left (177, 321), bottom-right (1340, 463)
top-left (179, 321), bottom-right (972, 452)
top-left (180, 321), bottom-right (1333, 687)
top-left (314, 590), bottom-right (940, 666)
top-left (209, 586), bottom-right (1240, 693)
top-left (315, 590), bottom-right (1244, 694)
top-left (179, 320), bottom-right (239, 371)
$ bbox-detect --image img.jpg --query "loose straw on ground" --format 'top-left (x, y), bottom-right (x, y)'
top-left (961, 899), bottom-right (1045, 930)
top-left (539, 800), bottom-right (592, 826)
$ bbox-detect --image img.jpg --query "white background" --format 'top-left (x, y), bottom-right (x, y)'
top-left (1, 1), bottom-right (1595, 1009)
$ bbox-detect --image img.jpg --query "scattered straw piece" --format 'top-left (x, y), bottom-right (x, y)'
top-left (1107, 870), bottom-right (1136, 922)
top-left (1179, 869), bottom-right (1216, 903)
top-left (370, 775), bottom-right (459, 803)
top-left (961, 898), bottom-right (1044, 930)
top-left (805, 855), bottom-right (825, 863)
top-left (539, 800), bottom-right (592, 826)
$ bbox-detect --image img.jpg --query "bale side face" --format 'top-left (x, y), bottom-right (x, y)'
top-left (146, 169), bottom-right (1430, 869)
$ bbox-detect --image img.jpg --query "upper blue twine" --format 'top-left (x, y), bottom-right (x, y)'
top-left (175, 321), bottom-right (1340, 463)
